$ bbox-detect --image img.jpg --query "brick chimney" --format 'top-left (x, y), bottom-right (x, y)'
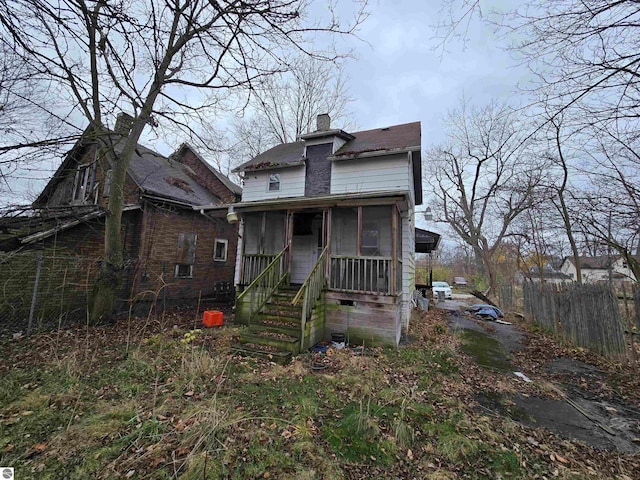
top-left (316, 113), bottom-right (331, 131)
top-left (114, 112), bottom-right (134, 135)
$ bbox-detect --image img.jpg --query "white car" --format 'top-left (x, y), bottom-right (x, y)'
top-left (432, 281), bottom-right (453, 299)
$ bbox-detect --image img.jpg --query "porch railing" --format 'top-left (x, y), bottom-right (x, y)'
top-left (236, 245), bottom-right (290, 324)
top-left (329, 256), bottom-right (393, 295)
top-left (292, 246), bottom-right (328, 349)
top-left (241, 253), bottom-right (279, 286)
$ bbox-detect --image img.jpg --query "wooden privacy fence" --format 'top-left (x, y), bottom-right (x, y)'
top-left (523, 283), bottom-right (627, 357)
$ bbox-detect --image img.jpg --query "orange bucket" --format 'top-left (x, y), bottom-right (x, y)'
top-left (203, 310), bottom-right (224, 327)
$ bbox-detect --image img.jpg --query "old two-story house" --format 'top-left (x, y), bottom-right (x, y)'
top-left (207, 114), bottom-right (430, 360)
top-left (1, 114), bottom-right (240, 326)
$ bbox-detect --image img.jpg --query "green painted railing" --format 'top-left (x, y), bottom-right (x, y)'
top-left (237, 245), bottom-right (290, 325)
top-left (292, 246), bottom-right (328, 350)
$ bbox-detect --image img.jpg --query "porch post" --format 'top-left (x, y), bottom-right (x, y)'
top-left (391, 204), bottom-right (398, 294)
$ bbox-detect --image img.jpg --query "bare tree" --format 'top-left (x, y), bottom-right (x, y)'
top-left (1, 0), bottom-right (369, 321)
top-left (228, 56), bottom-right (355, 165)
top-left (426, 100), bottom-right (543, 295)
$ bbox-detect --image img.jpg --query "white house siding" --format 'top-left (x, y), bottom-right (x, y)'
top-left (241, 166), bottom-right (305, 202)
top-left (401, 208), bottom-right (415, 337)
top-left (330, 154), bottom-right (410, 195)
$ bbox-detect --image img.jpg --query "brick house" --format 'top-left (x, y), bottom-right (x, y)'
top-left (205, 114), bottom-right (434, 361)
top-left (0, 116), bottom-right (241, 321)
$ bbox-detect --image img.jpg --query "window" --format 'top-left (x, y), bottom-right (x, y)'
top-left (72, 164), bottom-right (91, 203)
top-left (268, 173), bottom-right (280, 192)
top-left (174, 264), bottom-right (193, 278)
top-left (175, 232), bottom-right (197, 278)
top-left (214, 239), bottom-right (228, 262)
top-left (103, 169), bottom-right (112, 196)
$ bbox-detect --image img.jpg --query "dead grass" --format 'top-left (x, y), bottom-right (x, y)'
top-left (0, 308), bottom-right (638, 479)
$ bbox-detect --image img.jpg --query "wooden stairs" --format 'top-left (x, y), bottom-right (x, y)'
top-left (232, 286), bottom-right (302, 364)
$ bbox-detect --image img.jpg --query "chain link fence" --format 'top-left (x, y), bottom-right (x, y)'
top-left (1, 252), bottom-right (235, 337)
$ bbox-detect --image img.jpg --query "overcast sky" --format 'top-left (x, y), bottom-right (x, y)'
top-left (340, 1), bottom-right (526, 145)
top-left (4, 0), bottom-right (526, 208)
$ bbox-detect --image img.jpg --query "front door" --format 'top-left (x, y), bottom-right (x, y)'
top-left (290, 212), bottom-right (323, 284)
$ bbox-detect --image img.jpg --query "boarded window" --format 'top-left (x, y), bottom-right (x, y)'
top-left (103, 169), bottom-right (112, 196)
top-left (176, 233), bottom-right (197, 278)
top-left (214, 239), bottom-right (228, 262)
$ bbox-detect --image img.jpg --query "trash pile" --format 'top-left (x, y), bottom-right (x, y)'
top-left (465, 304), bottom-right (511, 324)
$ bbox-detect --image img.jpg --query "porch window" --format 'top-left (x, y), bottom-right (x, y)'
top-left (214, 238), bottom-right (228, 262)
top-left (176, 232), bottom-right (197, 278)
top-left (268, 173), bottom-right (280, 191)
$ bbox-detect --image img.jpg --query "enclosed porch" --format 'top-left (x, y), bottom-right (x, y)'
top-left (238, 204), bottom-right (404, 296)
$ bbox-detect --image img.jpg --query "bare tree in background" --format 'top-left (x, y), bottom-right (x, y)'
top-left (0, 0), bottom-right (369, 321)
top-left (426, 100), bottom-right (543, 295)
top-left (576, 124), bottom-right (640, 282)
top-left (228, 56), bottom-right (355, 164)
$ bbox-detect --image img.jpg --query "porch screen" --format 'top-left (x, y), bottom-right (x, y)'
top-left (331, 207), bottom-right (357, 255)
top-left (243, 211), bottom-right (286, 254)
top-left (362, 206), bottom-right (392, 256)
top-left (263, 212), bottom-right (286, 253)
top-left (243, 213), bottom-right (261, 254)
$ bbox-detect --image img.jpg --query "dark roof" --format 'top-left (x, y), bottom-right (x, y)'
top-left (234, 121), bottom-right (421, 172)
top-left (233, 141), bottom-right (305, 173)
top-left (172, 143), bottom-right (242, 196)
top-left (36, 131), bottom-right (231, 207)
top-left (415, 228), bottom-right (440, 253)
top-left (564, 255), bottom-right (640, 270)
top-left (120, 141), bottom-right (222, 206)
top-left (333, 121), bottom-right (421, 158)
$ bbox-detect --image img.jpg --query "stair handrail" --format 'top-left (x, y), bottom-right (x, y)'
top-left (292, 246), bottom-right (328, 349)
top-left (237, 244), bottom-right (290, 324)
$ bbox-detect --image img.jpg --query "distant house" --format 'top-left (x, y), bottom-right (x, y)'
top-left (527, 265), bottom-right (572, 284)
top-left (0, 114), bottom-right (241, 315)
top-left (206, 114), bottom-right (432, 360)
top-left (560, 255), bottom-right (638, 283)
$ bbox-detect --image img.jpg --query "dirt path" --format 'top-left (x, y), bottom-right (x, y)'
top-left (438, 301), bottom-right (640, 454)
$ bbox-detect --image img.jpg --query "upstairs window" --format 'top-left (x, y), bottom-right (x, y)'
top-left (214, 239), bottom-right (228, 262)
top-left (72, 164), bottom-right (91, 203)
top-left (268, 173), bottom-right (280, 192)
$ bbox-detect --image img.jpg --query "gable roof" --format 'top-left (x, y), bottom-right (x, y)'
top-left (233, 121), bottom-right (421, 172)
top-left (122, 141), bottom-right (222, 206)
top-left (171, 143), bottom-right (242, 196)
top-left (332, 121), bottom-right (421, 158)
top-left (231, 121), bottom-right (422, 204)
top-left (563, 255), bottom-right (640, 270)
top-left (233, 141), bottom-right (306, 173)
top-left (35, 130), bottom-right (234, 208)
